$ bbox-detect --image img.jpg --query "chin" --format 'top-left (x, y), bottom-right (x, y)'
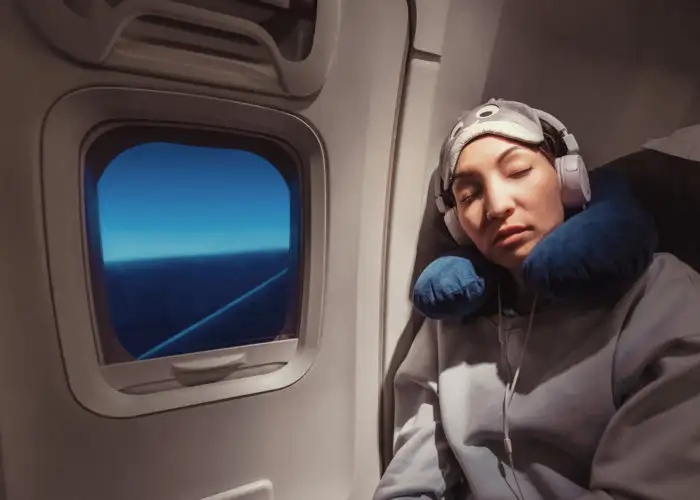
top-left (494, 254), bottom-right (525, 271)
top-left (491, 241), bottom-right (536, 270)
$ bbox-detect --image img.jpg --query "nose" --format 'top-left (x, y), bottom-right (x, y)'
top-left (484, 181), bottom-right (515, 221)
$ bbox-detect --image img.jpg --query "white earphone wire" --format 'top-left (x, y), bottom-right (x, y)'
top-left (498, 282), bottom-right (538, 500)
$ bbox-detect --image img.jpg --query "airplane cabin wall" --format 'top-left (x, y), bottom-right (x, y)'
top-left (0, 1), bottom-right (409, 499)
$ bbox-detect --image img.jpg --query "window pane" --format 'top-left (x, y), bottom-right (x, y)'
top-left (91, 141), bottom-right (299, 362)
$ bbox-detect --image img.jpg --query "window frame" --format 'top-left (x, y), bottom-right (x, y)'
top-left (41, 86), bottom-right (327, 417)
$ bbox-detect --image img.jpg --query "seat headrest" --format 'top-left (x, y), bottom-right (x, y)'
top-left (643, 124), bottom-right (700, 162)
top-left (600, 146), bottom-right (700, 274)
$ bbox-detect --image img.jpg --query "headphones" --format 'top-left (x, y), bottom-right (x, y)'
top-left (434, 103), bottom-right (591, 246)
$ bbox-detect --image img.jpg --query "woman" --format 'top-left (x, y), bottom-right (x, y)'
top-left (374, 99), bottom-right (700, 499)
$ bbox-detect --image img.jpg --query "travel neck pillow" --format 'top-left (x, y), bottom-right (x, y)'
top-left (412, 168), bottom-right (658, 319)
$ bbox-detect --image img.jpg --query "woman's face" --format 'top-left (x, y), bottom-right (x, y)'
top-left (451, 135), bottom-right (564, 271)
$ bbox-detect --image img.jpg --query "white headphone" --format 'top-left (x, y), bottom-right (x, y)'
top-left (435, 105), bottom-right (591, 246)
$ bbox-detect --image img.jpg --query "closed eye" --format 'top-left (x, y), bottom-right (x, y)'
top-left (509, 167), bottom-right (533, 178)
top-left (458, 188), bottom-right (480, 205)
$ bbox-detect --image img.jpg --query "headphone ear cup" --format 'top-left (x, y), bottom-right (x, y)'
top-left (444, 209), bottom-right (472, 246)
top-left (555, 154), bottom-right (591, 208)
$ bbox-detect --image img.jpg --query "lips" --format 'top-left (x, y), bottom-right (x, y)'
top-left (493, 225), bottom-right (530, 246)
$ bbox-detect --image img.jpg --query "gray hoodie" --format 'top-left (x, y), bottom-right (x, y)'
top-left (375, 252), bottom-right (700, 499)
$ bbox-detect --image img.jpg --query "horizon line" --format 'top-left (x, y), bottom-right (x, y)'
top-left (103, 247), bottom-right (290, 265)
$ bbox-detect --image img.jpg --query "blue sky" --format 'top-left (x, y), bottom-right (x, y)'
top-left (97, 142), bottom-right (291, 263)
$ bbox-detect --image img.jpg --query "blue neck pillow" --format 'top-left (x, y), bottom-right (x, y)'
top-left (412, 168), bottom-right (658, 319)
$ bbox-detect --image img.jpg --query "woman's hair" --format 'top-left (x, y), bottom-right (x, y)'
top-left (539, 118), bottom-right (569, 162)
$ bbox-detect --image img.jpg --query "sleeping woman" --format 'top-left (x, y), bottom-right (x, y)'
top-left (374, 99), bottom-right (700, 500)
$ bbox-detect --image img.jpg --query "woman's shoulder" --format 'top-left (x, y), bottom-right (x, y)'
top-left (642, 252), bottom-right (700, 291)
top-left (614, 253), bottom-right (700, 376)
top-left (620, 252), bottom-right (700, 325)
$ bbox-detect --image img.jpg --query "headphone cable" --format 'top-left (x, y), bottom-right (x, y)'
top-left (498, 282), bottom-right (538, 500)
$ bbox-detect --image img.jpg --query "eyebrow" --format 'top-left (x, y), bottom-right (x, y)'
top-left (450, 145), bottom-right (522, 184)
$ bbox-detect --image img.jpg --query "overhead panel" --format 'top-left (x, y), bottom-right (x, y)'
top-left (20, 0), bottom-right (340, 97)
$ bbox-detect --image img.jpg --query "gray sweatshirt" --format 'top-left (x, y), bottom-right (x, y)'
top-left (375, 253), bottom-right (700, 499)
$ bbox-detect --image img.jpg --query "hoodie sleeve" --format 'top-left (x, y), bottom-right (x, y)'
top-left (373, 320), bottom-right (464, 500)
top-left (576, 254), bottom-right (700, 500)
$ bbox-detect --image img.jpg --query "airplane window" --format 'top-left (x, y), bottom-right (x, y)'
top-left (42, 90), bottom-right (323, 412)
top-left (88, 140), bottom-right (301, 364)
